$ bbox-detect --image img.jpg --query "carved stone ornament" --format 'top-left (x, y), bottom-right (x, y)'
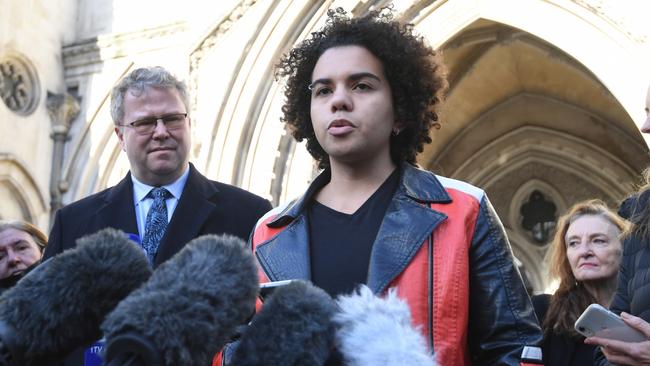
top-left (0, 55), bottom-right (40, 115)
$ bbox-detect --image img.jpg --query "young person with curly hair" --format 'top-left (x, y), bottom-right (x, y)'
top-left (532, 200), bottom-right (627, 365)
top-left (235, 8), bottom-right (542, 365)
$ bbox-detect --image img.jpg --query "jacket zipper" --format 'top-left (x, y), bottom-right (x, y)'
top-left (428, 235), bottom-right (434, 351)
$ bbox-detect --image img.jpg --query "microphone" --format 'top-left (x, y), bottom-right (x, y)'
top-left (333, 285), bottom-right (436, 366)
top-left (229, 280), bottom-right (337, 366)
top-left (0, 228), bottom-right (152, 366)
top-left (102, 234), bottom-right (259, 366)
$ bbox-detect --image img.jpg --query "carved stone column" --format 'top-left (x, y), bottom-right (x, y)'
top-left (46, 91), bottom-right (80, 220)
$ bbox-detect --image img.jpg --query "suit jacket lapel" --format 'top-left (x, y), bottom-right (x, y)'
top-left (95, 174), bottom-right (138, 236)
top-left (154, 165), bottom-right (218, 266)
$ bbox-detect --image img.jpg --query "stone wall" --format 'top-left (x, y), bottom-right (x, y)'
top-left (0, 0), bottom-right (77, 229)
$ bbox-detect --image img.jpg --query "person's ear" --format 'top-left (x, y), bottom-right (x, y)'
top-left (392, 121), bottom-right (405, 136)
top-left (114, 126), bottom-right (126, 152)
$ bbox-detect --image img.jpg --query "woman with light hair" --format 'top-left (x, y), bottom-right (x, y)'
top-left (532, 199), bottom-right (627, 365)
top-left (0, 220), bottom-right (47, 290)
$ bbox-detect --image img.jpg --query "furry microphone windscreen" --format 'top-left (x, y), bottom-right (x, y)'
top-left (334, 286), bottom-right (436, 366)
top-left (102, 234), bottom-right (259, 366)
top-left (230, 280), bottom-right (337, 366)
top-left (0, 228), bottom-right (152, 366)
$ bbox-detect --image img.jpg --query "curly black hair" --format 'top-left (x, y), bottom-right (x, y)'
top-left (275, 7), bottom-right (447, 169)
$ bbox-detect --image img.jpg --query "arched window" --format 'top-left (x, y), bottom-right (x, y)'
top-left (520, 190), bottom-right (557, 245)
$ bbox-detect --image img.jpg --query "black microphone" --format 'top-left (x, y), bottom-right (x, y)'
top-left (333, 286), bottom-right (436, 366)
top-left (0, 228), bottom-right (152, 366)
top-left (102, 234), bottom-right (259, 366)
top-left (229, 280), bottom-right (337, 366)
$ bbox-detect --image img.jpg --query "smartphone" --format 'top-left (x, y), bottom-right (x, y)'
top-left (574, 304), bottom-right (646, 342)
top-left (258, 280), bottom-right (297, 301)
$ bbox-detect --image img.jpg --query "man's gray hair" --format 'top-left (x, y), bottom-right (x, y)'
top-left (110, 66), bottom-right (190, 125)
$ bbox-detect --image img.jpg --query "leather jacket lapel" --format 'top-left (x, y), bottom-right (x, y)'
top-left (256, 214), bottom-right (311, 281)
top-left (367, 187), bottom-right (447, 294)
top-left (268, 169), bottom-right (330, 228)
top-left (257, 170), bottom-right (332, 281)
top-left (367, 164), bottom-right (451, 294)
top-left (258, 163), bottom-right (453, 289)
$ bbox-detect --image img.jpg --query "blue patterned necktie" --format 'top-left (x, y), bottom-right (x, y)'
top-left (141, 187), bottom-right (171, 264)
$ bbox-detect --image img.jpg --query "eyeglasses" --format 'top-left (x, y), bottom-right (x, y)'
top-left (119, 113), bottom-right (187, 135)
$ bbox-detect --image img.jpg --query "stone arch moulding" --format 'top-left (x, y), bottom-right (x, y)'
top-left (192, 1), bottom-right (287, 182)
top-left (413, 0), bottom-right (648, 130)
top-left (193, 1), bottom-right (326, 185)
top-left (450, 125), bottom-right (638, 201)
top-left (62, 64), bottom-right (134, 202)
top-left (68, 112), bottom-right (127, 201)
top-left (0, 155), bottom-right (47, 225)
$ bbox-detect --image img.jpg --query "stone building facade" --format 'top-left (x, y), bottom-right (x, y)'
top-left (1, 0), bottom-right (649, 292)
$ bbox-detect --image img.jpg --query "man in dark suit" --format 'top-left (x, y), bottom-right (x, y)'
top-left (45, 66), bottom-right (271, 264)
top-left (44, 66), bottom-right (272, 365)
top-left (44, 163), bottom-right (271, 266)
top-left (46, 66), bottom-right (271, 263)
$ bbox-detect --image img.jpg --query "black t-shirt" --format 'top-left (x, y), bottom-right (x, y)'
top-left (307, 168), bottom-right (400, 298)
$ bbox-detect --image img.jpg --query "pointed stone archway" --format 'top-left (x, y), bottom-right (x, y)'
top-left (58, 0), bottom-right (650, 292)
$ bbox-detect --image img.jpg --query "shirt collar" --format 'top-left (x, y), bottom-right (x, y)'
top-left (131, 166), bottom-right (190, 202)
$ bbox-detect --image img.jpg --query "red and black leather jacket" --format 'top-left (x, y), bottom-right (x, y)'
top-left (217, 163), bottom-right (543, 365)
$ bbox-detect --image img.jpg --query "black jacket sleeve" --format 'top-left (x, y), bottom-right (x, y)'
top-left (468, 196), bottom-right (543, 365)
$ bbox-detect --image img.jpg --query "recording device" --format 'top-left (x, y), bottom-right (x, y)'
top-left (334, 285), bottom-right (436, 366)
top-left (574, 303), bottom-right (646, 342)
top-left (102, 234), bottom-right (259, 366)
top-left (258, 279), bottom-right (297, 301)
top-left (0, 228), bottom-right (152, 366)
top-left (229, 280), bottom-right (337, 366)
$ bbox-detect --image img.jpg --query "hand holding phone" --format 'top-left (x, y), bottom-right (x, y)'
top-left (575, 304), bottom-right (646, 342)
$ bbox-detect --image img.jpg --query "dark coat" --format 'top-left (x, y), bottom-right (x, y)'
top-left (532, 294), bottom-right (596, 366)
top-left (44, 163), bottom-right (272, 366)
top-left (45, 163), bottom-right (272, 266)
top-left (595, 189), bottom-right (650, 365)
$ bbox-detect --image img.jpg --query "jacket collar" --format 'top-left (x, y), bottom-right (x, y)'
top-left (268, 163), bottom-right (451, 228)
top-left (96, 163), bottom-right (219, 267)
top-left (258, 163), bottom-right (451, 293)
top-left (398, 162), bottom-right (452, 203)
top-left (619, 189), bottom-right (650, 224)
